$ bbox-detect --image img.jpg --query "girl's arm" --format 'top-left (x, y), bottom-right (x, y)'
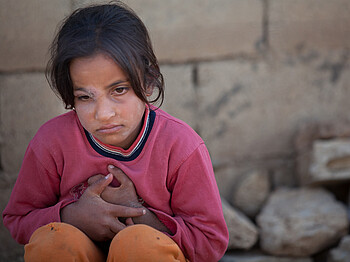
top-left (3, 145), bottom-right (68, 244)
top-left (147, 144), bottom-right (229, 262)
top-left (2, 146), bottom-right (144, 244)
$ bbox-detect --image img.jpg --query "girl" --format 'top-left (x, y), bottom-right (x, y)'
top-left (3, 2), bottom-right (229, 261)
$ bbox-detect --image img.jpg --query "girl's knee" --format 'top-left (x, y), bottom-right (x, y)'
top-left (24, 222), bottom-right (104, 262)
top-left (108, 224), bottom-right (186, 262)
top-left (26, 222), bottom-right (86, 249)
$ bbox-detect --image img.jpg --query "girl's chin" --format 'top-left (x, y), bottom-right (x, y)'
top-left (95, 136), bottom-right (129, 149)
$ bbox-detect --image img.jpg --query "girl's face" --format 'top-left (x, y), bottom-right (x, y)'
top-left (70, 53), bottom-right (146, 149)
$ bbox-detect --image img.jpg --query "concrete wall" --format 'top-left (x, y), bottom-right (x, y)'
top-left (1, 0), bottom-right (350, 260)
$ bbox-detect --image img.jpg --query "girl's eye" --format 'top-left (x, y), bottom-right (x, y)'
top-left (76, 95), bottom-right (91, 101)
top-left (113, 87), bottom-right (129, 95)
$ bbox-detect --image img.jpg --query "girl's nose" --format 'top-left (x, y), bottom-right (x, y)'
top-left (94, 98), bottom-right (117, 121)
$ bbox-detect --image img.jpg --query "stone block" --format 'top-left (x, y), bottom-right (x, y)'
top-left (309, 139), bottom-right (350, 184)
top-left (0, 73), bottom-right (66, 174)
top-left (295, 122), bottom-right (350, 185)
top-left (73, 0), bottom-right (263, 62)
top-left (197, 53), bottom-right (350, 165)
top-left (270, 0), bottom-right (350, 54)
top-left (159, 65), bottom-right (197, 130)
top-left (0, 0), bottom-right (71, 71)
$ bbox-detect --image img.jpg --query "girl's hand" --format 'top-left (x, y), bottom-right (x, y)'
top-left (87, 165), bottom-right (171, 234)
top-left (88, 165), bottom-right (143, 208)
top-left (60, 173), bottom-right (145, 242)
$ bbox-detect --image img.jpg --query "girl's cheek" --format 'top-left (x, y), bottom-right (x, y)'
top-left (75, 105), bottom-right (94, 120)
top-left (77, 102), bottom-right (93, 112)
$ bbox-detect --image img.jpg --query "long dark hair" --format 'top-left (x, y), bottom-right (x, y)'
top-left (46, 2), bottom-right (164, 109)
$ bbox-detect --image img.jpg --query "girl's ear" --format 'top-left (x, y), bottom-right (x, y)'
top-left (145, 85), bottom-right (154, 97)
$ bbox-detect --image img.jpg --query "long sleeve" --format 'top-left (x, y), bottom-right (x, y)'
top-left (3, 143), bottom-right (70, 245)
top-left (149, 144), bottom-right (229, 262)
top-left (3, 108), bottom-right (229, 259)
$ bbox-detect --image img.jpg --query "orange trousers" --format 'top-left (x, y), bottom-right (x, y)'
top-left (24, 223), bottom-right (187, 262)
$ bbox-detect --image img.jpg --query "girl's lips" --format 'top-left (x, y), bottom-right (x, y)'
top-left (96, 125), bottom-right (123, 134)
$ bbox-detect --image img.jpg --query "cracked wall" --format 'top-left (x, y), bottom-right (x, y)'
top-left (1, 0), bottom-right (350, 260)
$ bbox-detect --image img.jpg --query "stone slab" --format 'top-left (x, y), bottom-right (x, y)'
top-left (0, 0), bottom-right (71, 71)
top-left (309, 139), bottom-right (350, 184)
top-left (295, 122), bottom-right (350, 185)
top-left (0, 73), bottom-right (66, 174)
top-left (270, 0), bottom-right (350, 54)
top-left (73, 0), bottom-right (263, 62)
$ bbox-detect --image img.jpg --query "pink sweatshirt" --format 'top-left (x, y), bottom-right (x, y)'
top-left (3, 106), bottom-right (228, 262)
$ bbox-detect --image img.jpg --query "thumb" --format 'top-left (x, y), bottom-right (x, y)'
top-left (87, 173), bottom-right (113, 196)
top-left (87, 174), bottom-right (105, 185)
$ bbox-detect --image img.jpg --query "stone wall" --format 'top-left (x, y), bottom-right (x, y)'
top-left (1, 0), bottom-right (350, 261)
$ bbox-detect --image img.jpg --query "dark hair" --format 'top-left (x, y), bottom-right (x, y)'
top-left (46, 1), bottom-right (164, 109)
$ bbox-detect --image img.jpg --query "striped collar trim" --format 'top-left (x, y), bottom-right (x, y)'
top-left (84, 107), bottom-right (155, 161)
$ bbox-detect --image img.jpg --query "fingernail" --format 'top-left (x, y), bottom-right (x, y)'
top-left (108, 165), bottom-right (115, 169)
top-left (105, 173), bottom-right (111, 179)
top-left (142, 209), bottom-right (146, 215)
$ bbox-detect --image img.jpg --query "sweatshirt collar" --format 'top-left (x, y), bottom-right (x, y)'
top-left (83, 106), bottom-right (155, 161)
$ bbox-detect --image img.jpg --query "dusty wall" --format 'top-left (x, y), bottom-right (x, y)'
top-left (1, 0), bottom-right (350, 260)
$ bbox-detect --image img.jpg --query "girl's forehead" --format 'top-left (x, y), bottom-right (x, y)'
top-left (70, 53), bottom-right (129, 87)
top-left (71, 53), bottom-right (128, 75)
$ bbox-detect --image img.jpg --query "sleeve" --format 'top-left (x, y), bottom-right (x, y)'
top-left (148, 143), bottom-right (229, 262)
top-left (2, 142), bottom-right (73, 245)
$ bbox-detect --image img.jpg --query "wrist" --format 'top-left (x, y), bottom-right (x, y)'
top-left (60, 202), bottom-right (76, 223)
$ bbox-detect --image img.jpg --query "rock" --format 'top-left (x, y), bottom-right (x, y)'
top-left (328, 235), bottom-right (350, 262)
top-left (221, 198), bottom-right (258, 250)
top-left (309, 139), bottom-right (350, 184)
top-left (257, 188), bottom-right (348, 256)
top-left (231, 169), bottom-right (270, 217)
top-left (220, 250), bottom-right (312, 262)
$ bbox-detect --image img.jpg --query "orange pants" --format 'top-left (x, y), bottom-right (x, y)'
top-left (24, 223), bottom-right (187, 262)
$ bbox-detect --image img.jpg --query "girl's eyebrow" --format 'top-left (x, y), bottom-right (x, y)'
top-left (73, 79), bottom-right (130, 91)
top-left (73, 87), bottom-right (88, 91)
top-left (107, 79), bottom-right (130, 89)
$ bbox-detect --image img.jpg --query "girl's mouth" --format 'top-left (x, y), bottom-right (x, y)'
top-left (96, 124), bottom-right (123, 134)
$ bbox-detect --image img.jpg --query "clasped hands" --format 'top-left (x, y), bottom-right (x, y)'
top-left (87, 165), bottom-right (143, 209)
top-left (60, 165), bottom-right (145, 241)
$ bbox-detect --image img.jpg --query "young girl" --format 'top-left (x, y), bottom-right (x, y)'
top-left (3, 2), bottom-right (229, 261)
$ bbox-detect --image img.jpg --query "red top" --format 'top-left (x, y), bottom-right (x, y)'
top-left (3, 106), bottom-right (228, 262)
